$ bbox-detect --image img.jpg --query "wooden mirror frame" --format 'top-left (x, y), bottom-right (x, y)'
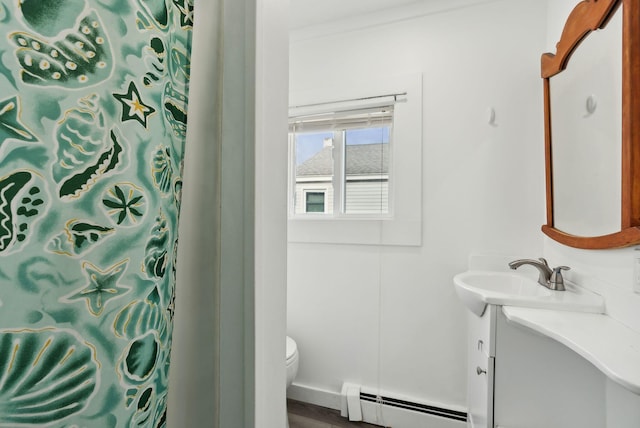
top-left (541, 0), bottom-right (640, 249)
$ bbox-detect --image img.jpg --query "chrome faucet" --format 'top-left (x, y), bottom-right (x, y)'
top-left (508, 258), bottom-right (570, 291)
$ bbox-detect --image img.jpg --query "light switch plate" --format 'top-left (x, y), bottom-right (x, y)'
top-left (633, 248), bottom-right (640, 294)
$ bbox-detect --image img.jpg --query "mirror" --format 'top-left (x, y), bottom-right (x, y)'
top-left (550, 5), bottom-right (622, 237)
top-left (542, 0), bottom-right (640, 249)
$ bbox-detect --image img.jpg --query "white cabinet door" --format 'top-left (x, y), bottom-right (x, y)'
top-left (466, 306), bottom-right (496, 427)
top-left (468, 352), bottom-right (494, 428)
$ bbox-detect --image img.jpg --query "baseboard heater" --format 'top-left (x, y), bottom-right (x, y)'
top-left (359, 392), bottom-right (468, 423)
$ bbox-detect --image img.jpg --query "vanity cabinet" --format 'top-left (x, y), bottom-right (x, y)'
top-left (466, 305), bottom-right (608, 428)
top-left (457, 263), bottom-right (639, 427)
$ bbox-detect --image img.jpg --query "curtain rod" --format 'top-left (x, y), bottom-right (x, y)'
top-left (290, 92), bottom-right (407, 110)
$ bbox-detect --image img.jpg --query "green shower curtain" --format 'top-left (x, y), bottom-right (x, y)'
top-left (0, 0), bottom-right (193, 425)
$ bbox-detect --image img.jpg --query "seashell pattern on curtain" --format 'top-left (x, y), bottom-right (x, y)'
top-left (0, 0), bottom-right (193, 425)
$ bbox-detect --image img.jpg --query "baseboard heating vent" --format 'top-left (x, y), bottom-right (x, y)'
top-left (360, 392), bottom-right (468, 422)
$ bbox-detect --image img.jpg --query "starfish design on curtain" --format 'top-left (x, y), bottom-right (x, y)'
top-left (64, 259), bottom-right (131, 316)
top-left (173, 0), bottom-right (194, 28)
top-left (0, 96), bottom-right (38, 147)
top-left (113, 81), bottom-right (156, 128)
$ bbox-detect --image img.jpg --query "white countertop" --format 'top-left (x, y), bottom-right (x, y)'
top-left (502, 306), bottom-right (640, 396)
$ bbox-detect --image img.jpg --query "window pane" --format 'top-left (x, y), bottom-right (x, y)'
top-left (293, 132), bottom-right (334, 214)
top-left (343, 127), bottom-right (390, 214)
top-left (305, 192), bottom-right (325, 213)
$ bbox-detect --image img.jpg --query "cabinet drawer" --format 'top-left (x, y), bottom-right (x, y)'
top-left (468, 305), bottom-right (497, 358)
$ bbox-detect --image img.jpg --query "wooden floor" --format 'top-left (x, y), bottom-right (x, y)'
top-left (287, 400), bottom-right (382, 428)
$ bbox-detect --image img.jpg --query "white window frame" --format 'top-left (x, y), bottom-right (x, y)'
top-left (288, 74), bottom-right (422, 246)
top-left (290, 109), bottom-right (393, 218)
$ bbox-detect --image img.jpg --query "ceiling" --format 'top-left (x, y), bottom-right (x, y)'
top-left (289, 0), bottom-right (425, 30)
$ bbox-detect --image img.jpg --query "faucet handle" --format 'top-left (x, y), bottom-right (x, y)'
top-left (549, 266), bottom-right (570, 291)
top-left (538, 257), bottom-right (549, 267)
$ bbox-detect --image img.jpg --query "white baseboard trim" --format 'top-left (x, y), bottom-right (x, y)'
top-left (287, 382), bottom-right (342, 410)
top-left (287, 382), bottom-right (467, 428)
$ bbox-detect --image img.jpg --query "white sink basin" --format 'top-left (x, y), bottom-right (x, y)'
top-left (454, 270), bottom-right (604, 316)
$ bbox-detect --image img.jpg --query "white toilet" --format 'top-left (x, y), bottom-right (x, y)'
top-left (286, 336), bottom-right (299, 388)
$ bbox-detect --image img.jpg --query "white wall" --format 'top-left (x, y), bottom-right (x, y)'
top-left (288, 0), bottom-right (548, 410)
top-left (255, 0), bottom-right (290, 427)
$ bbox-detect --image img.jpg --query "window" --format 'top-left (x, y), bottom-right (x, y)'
top-left (288, 74), bottom-right (422, 246)
top-left (305, 191), bottom-right (326, 213)
top-left (289, 107), bottom-right (392, 217)
top-left (344, 127), bottom-right (390, 214)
